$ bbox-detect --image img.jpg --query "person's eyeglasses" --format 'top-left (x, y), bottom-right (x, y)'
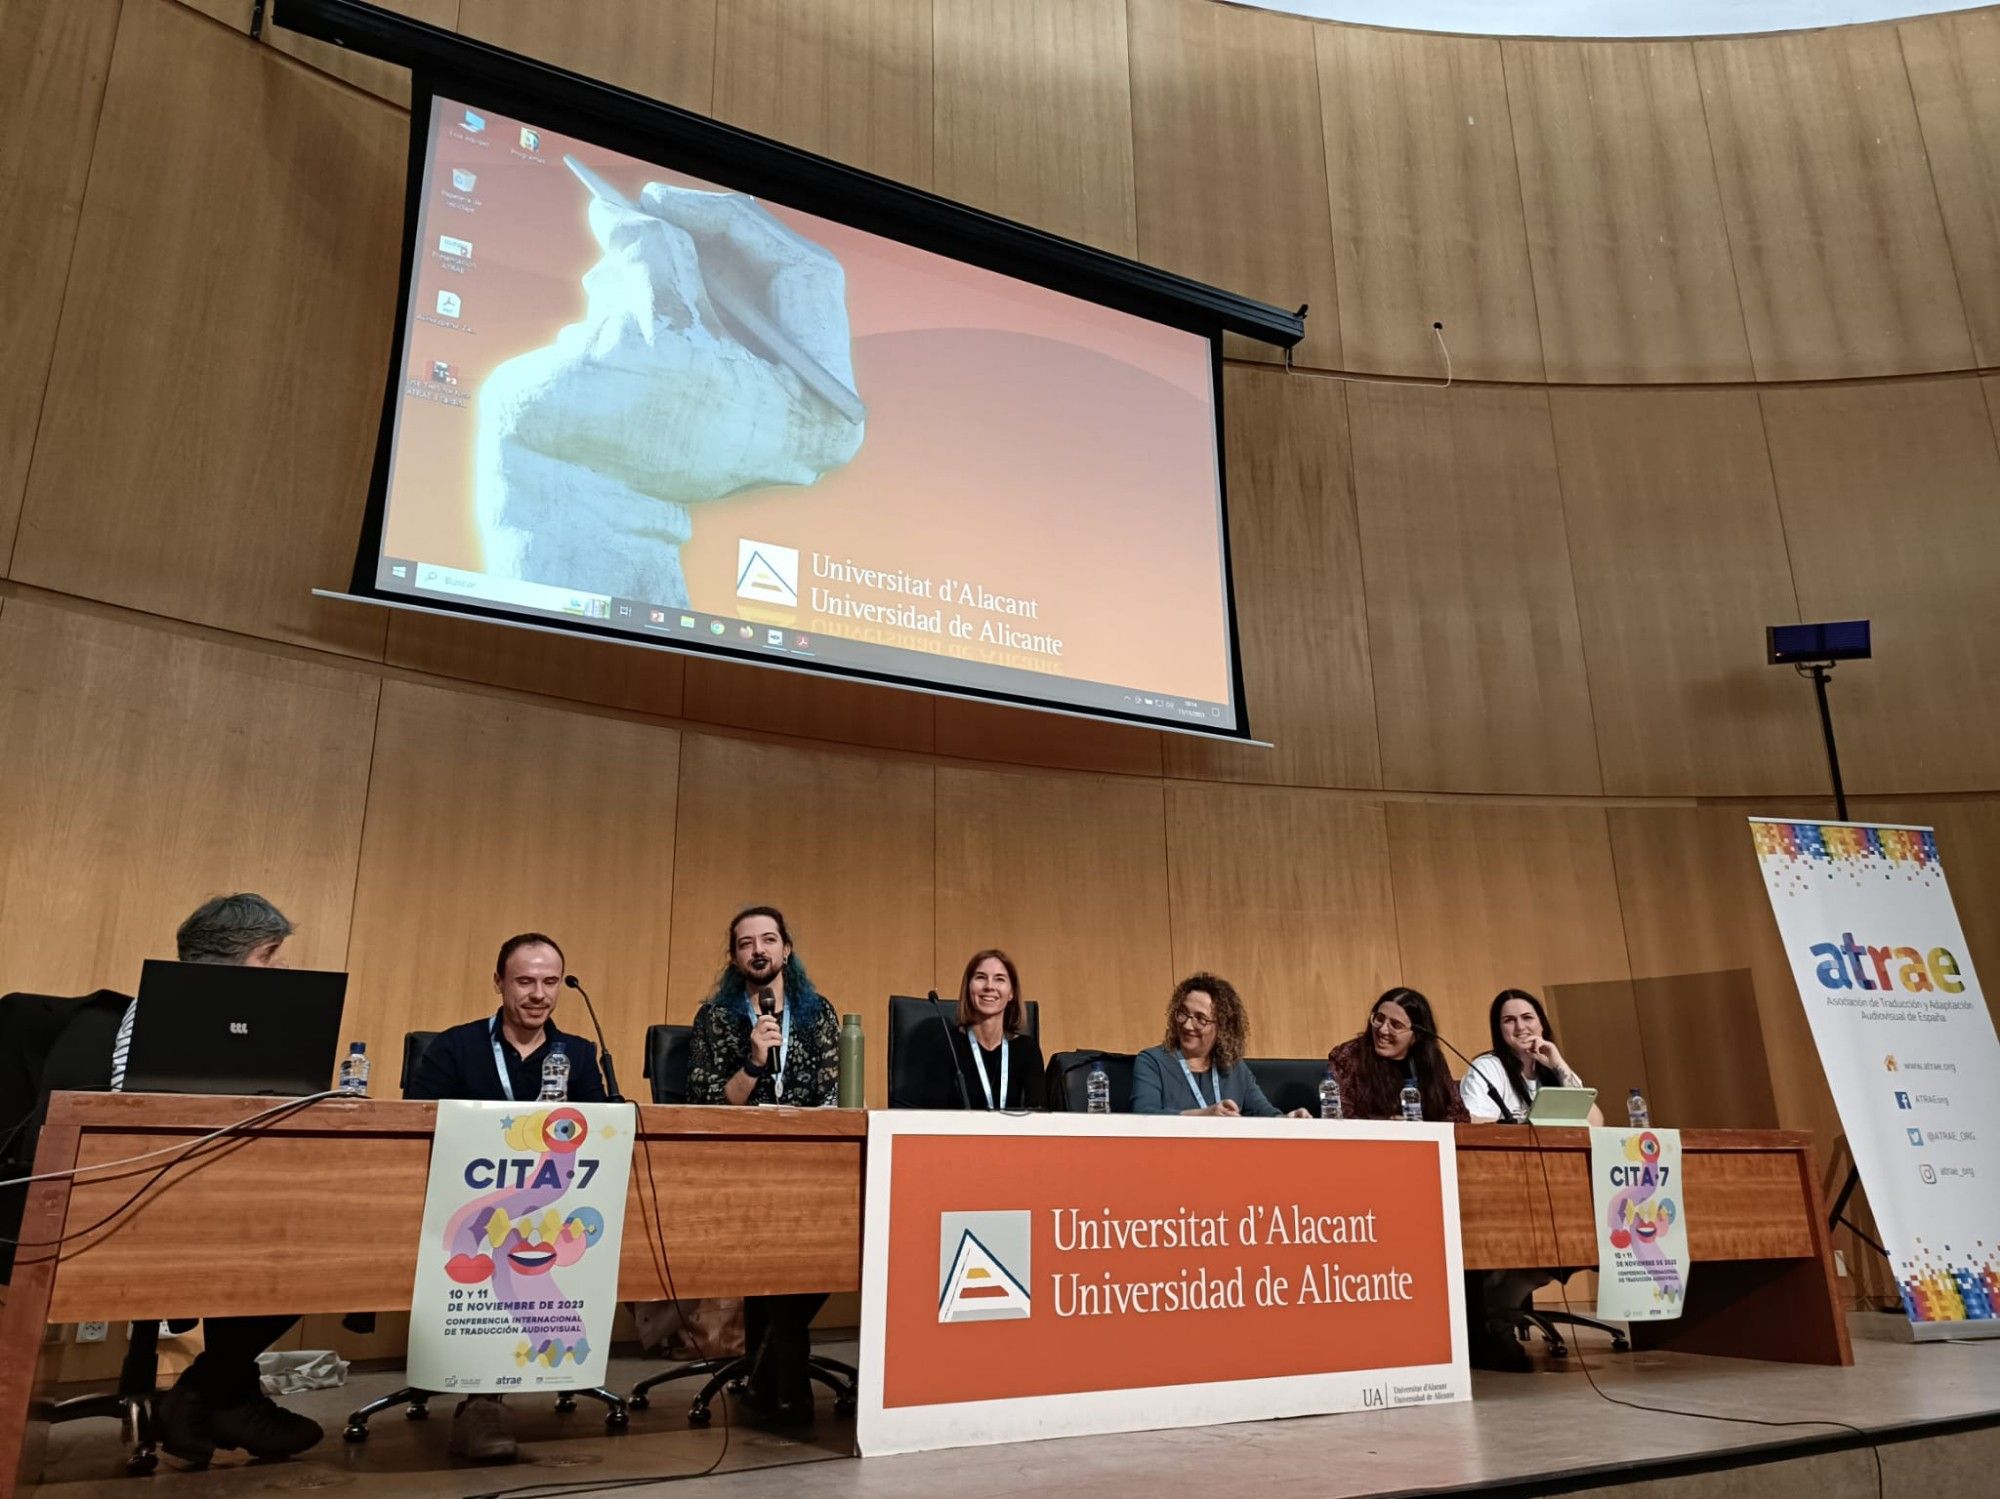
top-left (1172, 1009), bottom-right (1216, 1030)
top-left (1370, 1014), bottom-right (1411, 1035)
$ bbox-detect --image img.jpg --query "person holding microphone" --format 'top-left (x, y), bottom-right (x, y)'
top-left (1132, 974), bottom-right (1308, 1117)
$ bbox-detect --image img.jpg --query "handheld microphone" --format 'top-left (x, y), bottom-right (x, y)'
top-left (927, 989), bottom-right (972, 1109)
top-left (755, 987), bottom-right (782, 1080)
top-left (561, 974), bottom-right (624, 1103)
top-left (1411, 1020), bottom-right (1516, 1123)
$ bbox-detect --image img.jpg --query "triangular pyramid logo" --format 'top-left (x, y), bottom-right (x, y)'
top-left (938, 1225), bottom-right (1031, 1323)
top-left (736, 539), bottom-right (799, 606)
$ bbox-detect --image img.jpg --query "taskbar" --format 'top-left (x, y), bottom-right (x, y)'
top-left (379, 558), bottom-right (1234, 731)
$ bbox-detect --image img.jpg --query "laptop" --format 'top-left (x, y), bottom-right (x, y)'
top-left (124, 960), bottom-right (348, 1096)
top-left (1526, 1085), bottom-right (1598, 1125)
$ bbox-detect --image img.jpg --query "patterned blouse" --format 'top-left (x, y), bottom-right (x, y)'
top-left (687, 993), bottom-right (841, 1106)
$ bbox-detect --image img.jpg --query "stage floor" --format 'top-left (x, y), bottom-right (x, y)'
top-left (33, 1314), bottom-right (2000, 1498)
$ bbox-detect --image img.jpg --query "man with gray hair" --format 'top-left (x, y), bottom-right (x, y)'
top-left (121, 894), bottom-right (324, 1467)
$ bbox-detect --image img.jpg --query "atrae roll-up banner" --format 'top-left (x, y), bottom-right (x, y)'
top-left (858, 1112), bottom-right (1468, 1455)
top-left (408, 1100), bottom-right (638, 1391)
top-left (1590, 1127), bottom-right (1688, 1320)
top-left (1752, 818), bottom-right (2000, 1337)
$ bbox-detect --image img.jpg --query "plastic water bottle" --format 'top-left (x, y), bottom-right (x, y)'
top-left (1399, 1080), bottom-right (1423, 1122)
top-left (1627, 1087), bottom-right (1650, 1128)
top-left (1086, 1060), bottom-right (1111, 1115)
top-left (1318, 1070), bottom-right (1343, 1119)
top-left (539, 1042), bottom-right (570, 1102)
top-left (837, 1013), bottom-right (865, 1109)
top-left (338, 1041), bottom-right (370, 1097)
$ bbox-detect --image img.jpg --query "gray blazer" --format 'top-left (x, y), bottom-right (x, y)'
top-left (1131, 1044), bottom-right (1280, 1117)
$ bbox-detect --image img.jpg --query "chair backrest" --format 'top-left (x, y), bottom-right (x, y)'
top-left (1243, 1057), bottom-right (1331, 1117)
top-left (643, 1024), bottom-right (694, 1104)
top-left (886, 995), bottom-right (1040, 1109)
top-left (400, 1030), bottom-right (440, 1096)
top-left (1043, 1050), bottom-right (1136, 1113)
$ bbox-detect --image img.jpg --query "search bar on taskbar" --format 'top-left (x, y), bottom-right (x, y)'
top-left (412, 564), bottom-right (613, 620)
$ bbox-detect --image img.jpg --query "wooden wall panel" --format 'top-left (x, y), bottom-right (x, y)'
top-left (457, 0), bottom-right (718, 111)
top-left (1348, 383), bottom-right (1598, 795)
top-left (1163, 366), bottom-right (1379, 790)
top-left (1552, 388), bottom-right (1823, 797)
top-left (711, 0), bottom-right (931, 187)
top-left (10, 0), bottom-right (399, 658)
top-left (0, 0), bottom-right (120, 577)
top-left (266, 0), bottom-right (460, 107)
top-left (1164, 782), bottom-right (1400, 1060)
top-left (1317, 26), bottom-right (1542, 381)
top-left (1633, 970), bottom-right (1780, 1131)
top-left (385, 611), bottom-right (686, 720)
top-left (934, 700), bottom-right (1161, 778)
top-left (1902, 10), bottom-right (2000, 367)
top-left (1695, 26), bottom-right (1973, 380)
top-left (1385, 801), bottom-right (1631, 1061)
top-left (1125, 0), bottom-right (1340, 368)
top-left (932, 0), bottom-right (1136, 255)
top-left (667, 733), bottom-right (933, 1104)
top-left (936, 765), bottom-right (1172, 1060)
top-left (342, 680), bottom-right (680, 1085)
top-left (0, 599), bottom-right (377, 1000)
top-left (681, 659), bottom-right (934, 753)
top-left (1606, 803), bottom-right (1840, 1151)
top-left (1502, 39), bottom-right (1753, 383)
top-left (1759, 378), bottom-right (2000, 795)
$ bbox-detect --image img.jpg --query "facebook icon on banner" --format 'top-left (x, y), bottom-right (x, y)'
top-left (1895, 1091), bottom-right (1913, 1109)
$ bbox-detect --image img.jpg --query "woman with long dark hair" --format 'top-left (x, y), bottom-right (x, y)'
top-left (1461, 989), bottom-right (1602, 1126)
top-left (1325, 988), bottom-right (1469, 1123)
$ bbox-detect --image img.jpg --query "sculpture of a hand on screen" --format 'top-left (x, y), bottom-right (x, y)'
top-left (475, 179), bottom-right (867, 606)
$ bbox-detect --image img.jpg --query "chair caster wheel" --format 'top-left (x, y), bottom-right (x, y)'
top-left (405, 1404), bottom-right (429, 1421)
top-left (1550, 1345), bottom-right (1569, 1359)
top-left (834, 1396), bottom-right (857, 1416)
top-left (628, 1393), bottom-right (650, 1411)
top-left (555, 1393), bottom-right (577, 1413)
top-left (1612, 1338), bottom-right (1631, 1352)
top-left (342, 1425), bottom-right (368, 1444)
top-left (687, 1405), bottom-right (712, 1426)
top-left (605, 1410), bottom-right (630, 1431)
top-left (126, 1451), bottom-right (159, 1476)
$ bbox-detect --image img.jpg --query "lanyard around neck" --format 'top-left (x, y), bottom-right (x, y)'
top-left (1177, 1052), bottom-right (1221, 1109)
top-left (970, 1031), bottom-right (1008, 1111)
top-left (490, 1013), bottom-right (530, 1103)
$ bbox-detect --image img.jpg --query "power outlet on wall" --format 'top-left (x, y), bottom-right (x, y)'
top-left (76, 1322), bottom-right (108, 1344)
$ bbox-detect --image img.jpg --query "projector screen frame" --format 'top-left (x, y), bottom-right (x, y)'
top-left (299, 0), bottom-right (1290, 740)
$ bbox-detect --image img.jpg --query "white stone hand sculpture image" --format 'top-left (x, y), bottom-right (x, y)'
top-left (476, 162), bottom-right (866, 606)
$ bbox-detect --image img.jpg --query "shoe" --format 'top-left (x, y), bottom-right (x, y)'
top-left (450, 1395), bottom-right (518, 1463)
top-left (151, 1382), bottom-right (216, 1469)
top-left (735, 1384), bottom-right (814, 1428)
top-left (207, 1393), bottom-right (324, 1460)
top-left (1470, 1319), bottom-right (1533, 1373)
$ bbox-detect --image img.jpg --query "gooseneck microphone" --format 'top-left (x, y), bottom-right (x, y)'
top-left (927, 989), bottom-right (973, 1109)
top-left (561, 974), bottom-right (624, 1103)
top-left (1411, 1020), bottom-right (1516, 1123)
top-left (755, 986), bottom-right (782, 1081)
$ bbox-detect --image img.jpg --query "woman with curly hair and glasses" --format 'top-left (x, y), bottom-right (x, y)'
top-left (1132, 973), bottom-right (1309, 1118)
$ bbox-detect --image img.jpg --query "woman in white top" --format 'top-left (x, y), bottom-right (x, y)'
top-left (1462, 989), bottom-right (1603, 1126)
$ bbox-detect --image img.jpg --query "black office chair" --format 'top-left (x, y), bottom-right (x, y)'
top-left (886, 995), bottom-right (1040, 1108)
top-left (3, 990), bottom-right (167, 1474)
top-left (1043, 1050), bottom-right (1136, 1112)
top-left (1243, 1057), bottom-right (1331, 1116)
top-left (1506, 1294), bottom-right (1629, 1358)
top-left (627, 1024), bottom-right (856, 1425)
top-left (342, 1030), bottom-right (630, 1443)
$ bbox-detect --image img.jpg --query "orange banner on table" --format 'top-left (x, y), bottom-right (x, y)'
top-left (859, 1114), bottom-right (1468, 1454)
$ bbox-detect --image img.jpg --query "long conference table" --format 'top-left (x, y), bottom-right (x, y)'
top-left (0, 1094), bottom-right (1850, 1493)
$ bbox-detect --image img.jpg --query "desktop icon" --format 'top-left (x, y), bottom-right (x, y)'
top-left (519, 127), bottom-right (541, 152)
top-left (390, 564), bottom-right (408, 579)
top-left (431, 361), bottom-right (459, 386)
top-left (437, 234), bottom-right (472, 259)
top-left (709, 621), bottom-right (725, 636)
top-left (793, 634), bottom-right (810, 649)
top-left (679, 615), bottom-right (696, 630)
top-left (435, 289), bottom-right (461, 318)
top-left (451, 168), bottom-right (477, 193)
top-left (737, 624), bottom-right (756, 640)
top-left (1895, 1091), bottom-right (1913, 1109)
top-left (767, 629), bottom-right (785, 646)
top-left (649, 609), bottom-right (666, 624)
top-left (462, 110), bottom-right (485, 134)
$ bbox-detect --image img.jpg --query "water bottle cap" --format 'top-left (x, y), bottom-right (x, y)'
top-left (550, 1041), bottom-right (567, 1055)
top-left (843, 1013), bottom-right (862, 1026)
top-left (349, 1040), bottom-right (365, 1053)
